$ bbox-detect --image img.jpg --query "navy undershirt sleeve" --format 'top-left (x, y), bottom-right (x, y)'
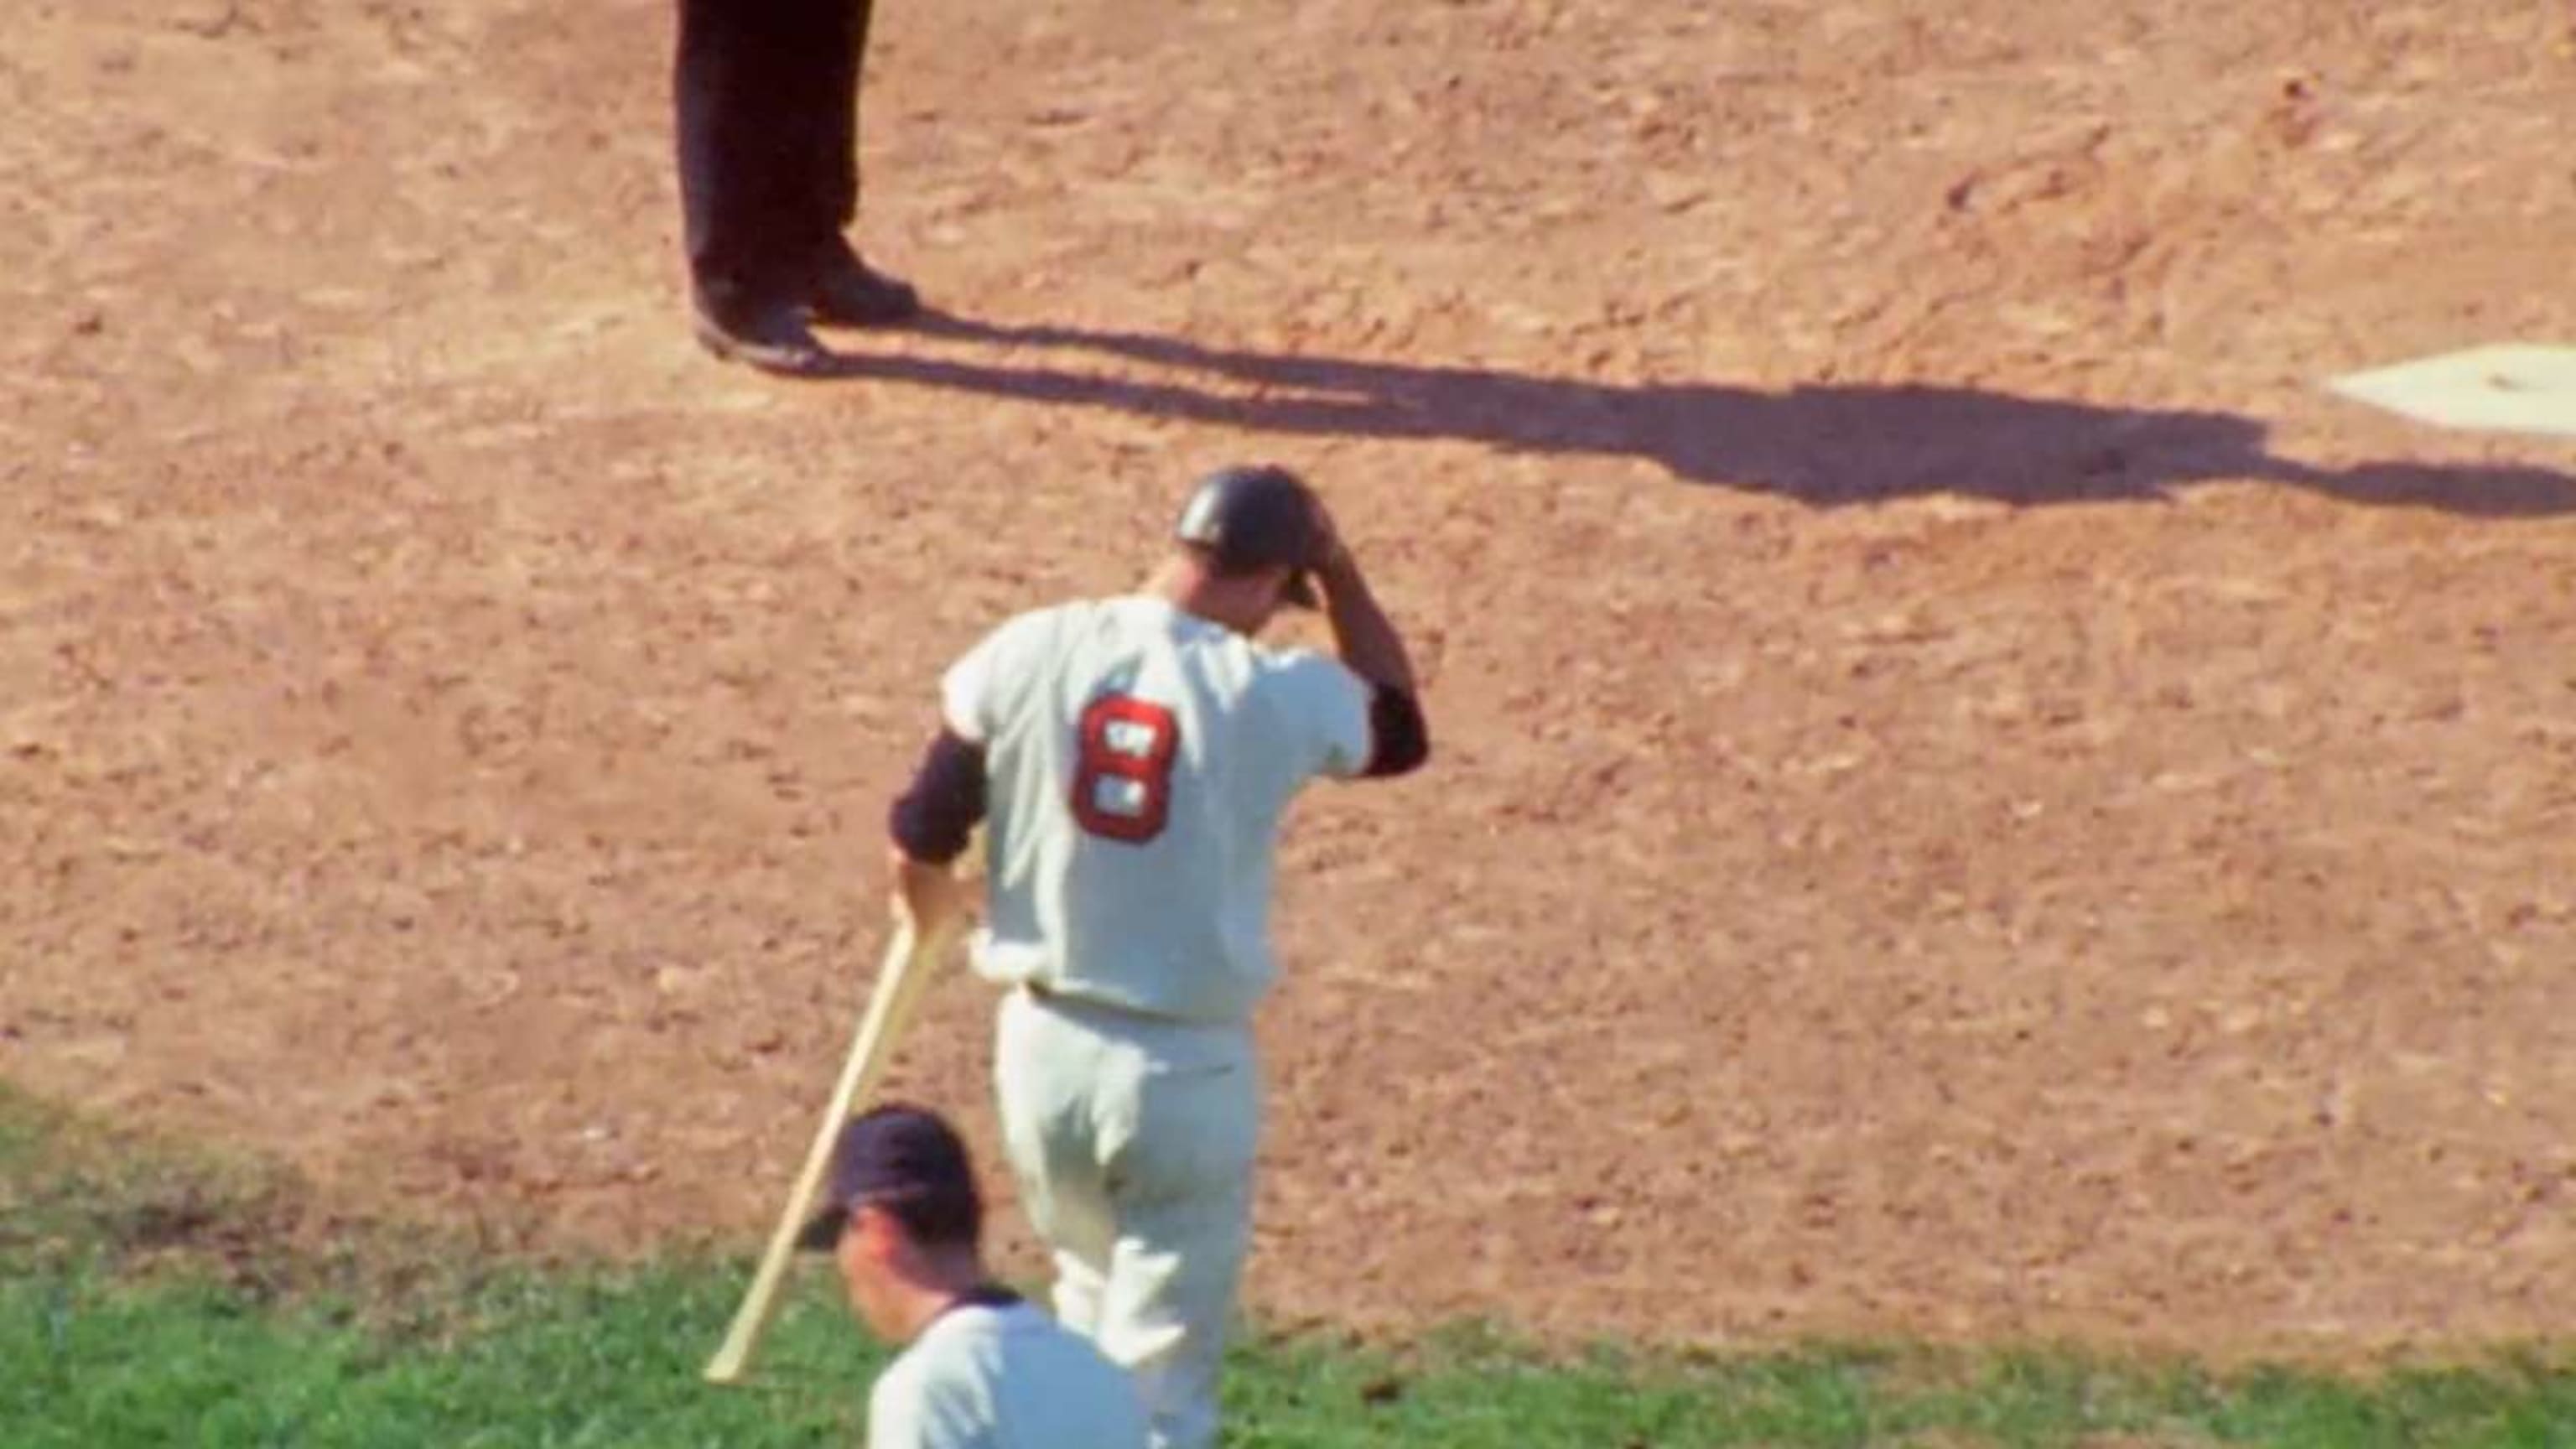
top-left (889, 730), bottom-right (987, 864)
top-left (1363, 685), bottom-right (1429, 778)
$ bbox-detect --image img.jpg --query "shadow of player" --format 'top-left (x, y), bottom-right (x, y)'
top-left (805, 312), bottom-right (2576, 517)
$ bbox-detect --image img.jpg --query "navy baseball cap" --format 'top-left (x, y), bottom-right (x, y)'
top-left (795, 1104), bottom-right (981, 1252)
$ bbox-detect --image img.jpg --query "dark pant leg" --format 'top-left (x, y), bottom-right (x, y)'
top-left (674, 0), bottom-right (862, 315)
top-left (813, 0), bottom-right (871, 238)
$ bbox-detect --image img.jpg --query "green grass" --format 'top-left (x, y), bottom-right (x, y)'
top-left (3, 1083), bottom-right (2568, 1447)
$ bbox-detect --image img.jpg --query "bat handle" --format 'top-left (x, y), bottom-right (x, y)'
top-left (701, 916), bottom-right (957, 1384)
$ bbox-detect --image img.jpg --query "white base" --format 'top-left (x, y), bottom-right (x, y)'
top-left (2328, 345), bottom-right (2576, 439)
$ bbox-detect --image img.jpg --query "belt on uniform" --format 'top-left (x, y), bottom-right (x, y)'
top-left (1017, 979), bottom-right (1195, 1027)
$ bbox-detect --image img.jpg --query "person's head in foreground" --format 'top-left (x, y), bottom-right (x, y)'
top-left (798, 1104), bottom-right (1150, 1449)
top-left (798, 1102), bottom-right (997, 1343)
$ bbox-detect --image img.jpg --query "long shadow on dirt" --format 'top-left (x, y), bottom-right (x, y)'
top-left (804, 312), bottom-right (2576, 516)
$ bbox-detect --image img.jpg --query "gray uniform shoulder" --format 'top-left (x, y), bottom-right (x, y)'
top-left (1244, 645), bottom-right (1373, 778)
top-left (869, 1304), bottom-right (1147, 1449)
top-left (942, 599), bottom-right (1122, 743)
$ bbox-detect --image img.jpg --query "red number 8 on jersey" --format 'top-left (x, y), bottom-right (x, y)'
top-left (1071, 695), bottom-right (1182, 844)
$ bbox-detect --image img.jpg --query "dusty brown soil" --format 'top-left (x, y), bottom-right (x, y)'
top-left (6, 0), bottom-right (2573, 1361)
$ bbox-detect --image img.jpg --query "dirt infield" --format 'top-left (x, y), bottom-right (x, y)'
top-left (6, 0), bottom-right (2572, 1359)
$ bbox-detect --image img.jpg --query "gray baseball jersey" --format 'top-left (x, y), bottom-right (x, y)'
top-left (867, 1299), bottom-right (1147, 1449)
top-left (940, 595), bottom-right (1371, 1023)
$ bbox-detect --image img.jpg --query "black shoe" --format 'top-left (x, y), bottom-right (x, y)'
top-left (693, 299), bottom-right (831, 376)
top-left (808, 257), bottom-right (920, 327)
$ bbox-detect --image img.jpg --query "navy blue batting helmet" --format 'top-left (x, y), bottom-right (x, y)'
top-left (1172, 465), bottom-right (1323, 607)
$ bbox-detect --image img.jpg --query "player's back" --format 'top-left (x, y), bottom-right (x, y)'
top-left (868, 1300), bottom-right (1147, 1449)
top-left (944, 596), bottom-right (1368, 1022)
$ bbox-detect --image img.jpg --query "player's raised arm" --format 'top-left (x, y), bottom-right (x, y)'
top-left (1306, 502), bottom-right (1428, 778)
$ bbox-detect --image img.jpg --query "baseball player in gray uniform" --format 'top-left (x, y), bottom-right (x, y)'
top-left (883, 465), bottom-right (1429, 1449)
top-left (799, 1103), bottom-right (1149, 1449)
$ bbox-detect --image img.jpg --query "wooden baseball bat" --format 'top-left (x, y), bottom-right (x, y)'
top-left (701, 906), bottom-right (963, 1384)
